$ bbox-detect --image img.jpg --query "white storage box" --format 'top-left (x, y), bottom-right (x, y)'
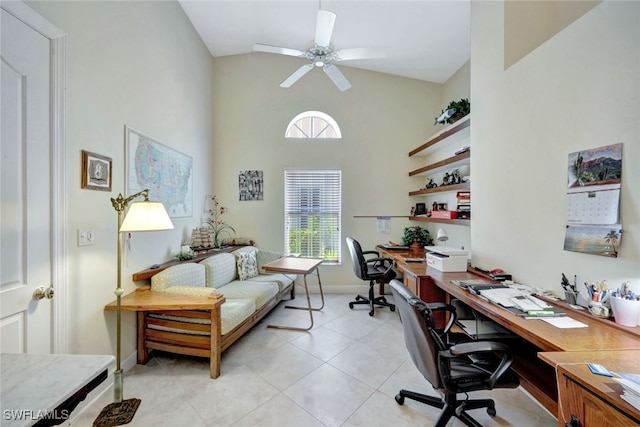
top-left (424, 247), bottom-right (468, 272)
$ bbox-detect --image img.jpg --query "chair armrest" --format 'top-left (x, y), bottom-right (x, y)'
top-left (365, 257), bottom-right (395, 275)
top-left (447, 341), bottom-right (512, 355)
top-left (425, 302), bottom-right (457, 334)
top-left (362, 250), bottom-right (379, 257)
top-left (441, 341), bottom-right (515, 388)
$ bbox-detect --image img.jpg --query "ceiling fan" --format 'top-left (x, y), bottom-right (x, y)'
top-left (253, 9), bottom-right (386, 91)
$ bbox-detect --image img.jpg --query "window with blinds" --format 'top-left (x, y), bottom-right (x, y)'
top-left (284, 170), bottom-right (342, 263)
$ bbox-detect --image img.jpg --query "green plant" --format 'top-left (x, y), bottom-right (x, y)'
top-left (205, 195), bottom-right (235, 247)
top-left (443, 98), bottom-right (470, 124)
top-left (401, 226), bottom-right (433, 247)
top-left (175, 249), bottom-right (196, 261)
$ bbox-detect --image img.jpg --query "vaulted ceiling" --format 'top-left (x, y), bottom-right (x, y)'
top-left (179, 1), bottom-right (471, 84)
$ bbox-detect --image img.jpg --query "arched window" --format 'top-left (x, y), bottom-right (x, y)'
top-left (285, 111), bottom-right (342, 139)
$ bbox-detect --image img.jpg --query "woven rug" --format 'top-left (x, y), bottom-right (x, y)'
top-left (93, 398), bottom-right (141, 427)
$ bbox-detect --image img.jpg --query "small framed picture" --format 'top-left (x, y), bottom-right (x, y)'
top-left (81, 150), bottom-right (112, 191)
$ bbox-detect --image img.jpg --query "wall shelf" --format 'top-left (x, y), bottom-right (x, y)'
top-left (409, 216), bottom-right (471, 226)
top-left (407, 114), bottom-right (471, 228)
top-left (409, 182), bottom-right (469, 197)
top-left (409, 115), bottom-right (471, 157)
top-left (408, 150), bottom-right (470, 177)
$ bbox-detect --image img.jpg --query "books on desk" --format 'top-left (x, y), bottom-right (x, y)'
top-left (468, 285), bottom-right (567, 318)
top-left (450, 279), bottom-right (495, 288)
top-left (378, 244), bottom-right (409, 250)
top-left (615, 373), bottom-right (640, 411)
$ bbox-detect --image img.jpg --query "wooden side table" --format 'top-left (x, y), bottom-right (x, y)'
top-left (262, 257), bottom-right (325, 331)
top-left (105, 287), bottom-right (225, 378)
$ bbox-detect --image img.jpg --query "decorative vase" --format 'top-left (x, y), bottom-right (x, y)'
top-left (409, 242), bottom-right (424, 257)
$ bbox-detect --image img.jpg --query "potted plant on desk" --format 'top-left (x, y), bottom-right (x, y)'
top-left (402, 226), bottom-right (433, 256)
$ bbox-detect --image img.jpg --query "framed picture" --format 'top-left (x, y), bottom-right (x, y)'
top-left (239, 170), bottom-right (263, 201)
top-left (81, 150), bottom-right (112, 191)
top-left (125, 125), bottom-right (193, 218)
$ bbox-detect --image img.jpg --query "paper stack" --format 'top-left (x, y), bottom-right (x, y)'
top-left (614, 373), bottom-right (640, 410)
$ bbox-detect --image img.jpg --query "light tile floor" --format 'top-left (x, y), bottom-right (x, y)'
top-left (72, 294), bottom-right (557, 426)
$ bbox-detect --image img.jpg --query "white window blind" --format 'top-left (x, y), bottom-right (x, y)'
top-left (284, 170), bottom-right (342, 263)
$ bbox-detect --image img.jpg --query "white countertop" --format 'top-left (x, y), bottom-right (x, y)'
top-left (1, 353), bottom-right (114, 427)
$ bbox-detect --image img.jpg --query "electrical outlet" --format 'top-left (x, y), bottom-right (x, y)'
top-left (78, 229), bottom-right (94, 246)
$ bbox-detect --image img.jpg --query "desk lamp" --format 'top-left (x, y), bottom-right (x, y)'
top-left (437, 228), bottom-right (449, 246)
top-left (95, 189), bottom-right (173, 426)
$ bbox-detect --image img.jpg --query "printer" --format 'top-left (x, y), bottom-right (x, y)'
top-left (424, 246), bottom-right (469, 272)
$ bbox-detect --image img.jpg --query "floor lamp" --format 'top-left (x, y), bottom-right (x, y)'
top-left (94, 189), bottom-right (173, 427)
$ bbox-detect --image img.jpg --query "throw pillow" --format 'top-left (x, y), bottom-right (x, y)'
top-left (236, 250), bottom-right (258, 280)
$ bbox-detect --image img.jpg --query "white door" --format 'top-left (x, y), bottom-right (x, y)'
top-left (0, 5), bottom-right (57, 353)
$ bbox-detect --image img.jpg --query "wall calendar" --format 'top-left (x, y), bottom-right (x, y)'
top-left (564, 143), bottom-right (623, 258)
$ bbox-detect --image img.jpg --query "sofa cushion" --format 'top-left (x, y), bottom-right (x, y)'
top-left (221, 298), bottom-right (257, 334)
top-left (201, 253), bottom-right (237, 288)
top-left (151, 263), bottom-right (212, 296)
top-left (147, 298), bottom-right (256, 336)
top-left (236, 250), bottom-right (259, 280)
top-left (217, 280), bottom-right (278, 309)
top-left (256, 249), bottom-right (284, 274)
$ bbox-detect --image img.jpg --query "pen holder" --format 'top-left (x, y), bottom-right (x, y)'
top-left (564, 290), bottom-right (578, 305)
top-left (610, 296), bottom-right (640, 327)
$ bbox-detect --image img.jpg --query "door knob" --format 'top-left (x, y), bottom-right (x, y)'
top-left (33, 286), bottom-right (54, 300)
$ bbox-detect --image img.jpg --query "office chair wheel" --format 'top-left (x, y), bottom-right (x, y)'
top-left (349, 303), bottom-right (354, 309)
top-left (395, 394), bottom-right (405, 405)
top-left (487, 406), bottom-right (496, 417)
top-left (369, 309), bottom-right (374, 316)
top-left (390, 304), bottom-right (396, 312)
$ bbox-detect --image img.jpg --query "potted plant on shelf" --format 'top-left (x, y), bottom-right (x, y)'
top-left (402, 226), bottom-right (433, 255)
top-left (441, 98), bottom-right (471, 124)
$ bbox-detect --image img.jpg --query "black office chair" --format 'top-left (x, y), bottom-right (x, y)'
top-left (346, 237), bottom-right (396, 316)
top-left (389, 279), bottom-right (520, 427)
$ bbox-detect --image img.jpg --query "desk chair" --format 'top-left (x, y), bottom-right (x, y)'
top-left (389, 280), bottom-right (519, 427)
top-left (345, 237), bottom-right (396, 316)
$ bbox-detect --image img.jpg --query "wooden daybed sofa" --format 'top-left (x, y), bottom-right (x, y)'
top-left (118, 246), bottom-right (296, 378)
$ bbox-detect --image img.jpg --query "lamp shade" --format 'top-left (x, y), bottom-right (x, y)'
top-left (120, 201), bottom-right (173, 232)
top-left (437, 228), bottom-right (449, 242)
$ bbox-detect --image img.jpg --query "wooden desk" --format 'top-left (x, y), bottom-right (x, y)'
top-left (105, 287), bottom-right (225, 378)
top-left (541, 350), bottom-right (640, 426)
top-left (262, 257), bottom-right (324, 331)
top-left (384, 262), bottom-right (640, 418)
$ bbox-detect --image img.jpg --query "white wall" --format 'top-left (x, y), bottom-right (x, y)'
top-left (26, 1), bottom-right (216, 357)
top-left (210, 53), bottom-right (446, 288)
top-left (471, 1), bottom-right (639, 296)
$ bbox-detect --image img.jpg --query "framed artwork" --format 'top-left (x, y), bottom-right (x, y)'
top-left (81, 150), bottom-right (112, 191)
top-left (125, 125), bottom-right (193, 218)
top-left (239, 170), bottom-right (263, 201)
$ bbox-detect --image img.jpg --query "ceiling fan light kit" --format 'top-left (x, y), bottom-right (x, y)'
top-left (253, 9), bottom-right (386, 91)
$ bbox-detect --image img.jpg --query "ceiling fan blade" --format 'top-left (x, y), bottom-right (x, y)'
top-left (280, 64), bottom-right (314, 88)
top-left (323, 64), bottom-right (351, 91)
top-left (315, 10), bottom-right (336, 47)
top-left (253, 43), bottom-right (305, 57)
top-left (334, 48), bottom-right (388, 61)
